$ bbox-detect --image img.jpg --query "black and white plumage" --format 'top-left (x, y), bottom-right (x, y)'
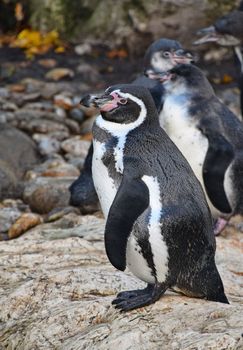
top-left (152, 63), bottom-right (243, 222)
top-left (81, 84), bottom-right (228, 311)
top-left (69, 39), bottom-right (194, 212)
top-left (194, 2), bottom-right (243, 115)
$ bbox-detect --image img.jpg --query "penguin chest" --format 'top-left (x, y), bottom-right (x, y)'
top-left (92, 139), bottom-right (118, 218)
top-left (161, 98), bottom-right (208, 187)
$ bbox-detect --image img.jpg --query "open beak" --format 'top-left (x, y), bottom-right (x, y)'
top-left (80, 92), bottom-right (126, 112)
top-left (146, 71), bottom-right (173, 83)
top-left (193, 26), bottom-right (220, 45)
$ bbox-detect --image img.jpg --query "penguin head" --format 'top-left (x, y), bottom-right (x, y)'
top-left (194, 11), bottom-right (243, 47)
top-left (80, 84), bottom-right (157, 126)
top-left (155, 64), bottom-right (214, 97)
top-left (144, 38), bottom-right (194, 79)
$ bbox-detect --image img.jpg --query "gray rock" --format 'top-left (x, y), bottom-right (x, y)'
top-left (23, 176), bottom-right (75, 214)
top-left (33, 134), bottom-right (61, 156)
top-left (61, 137), bottom-right (91, 157)
top-left (0, 124), bottom-right (40, 200)
top-left (0, 217), bottom-right (242, 349)
top-left (0, 207), bottom-right (21, 233)
top-left (69, 108), bottom-right (85, 124)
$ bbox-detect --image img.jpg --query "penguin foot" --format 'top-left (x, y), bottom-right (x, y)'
top-left (214, 218), bottom-right (228, 235)
top-left (112, 283), bottom-right (166, 312)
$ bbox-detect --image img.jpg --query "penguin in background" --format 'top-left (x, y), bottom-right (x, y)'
top-left (80, 84), bottom-right (228, 311)
top-left (150, 63), bottom-right (243, 233)
top-left (194, 1), bottom-right (243, 116)
top-left (69, 39), bottom-right (194, 213)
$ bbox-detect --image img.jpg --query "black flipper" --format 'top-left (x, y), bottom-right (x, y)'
top-left (105, 174), bottom-right (149, 271)
top-left (199, 123), bottom-right (234, 213)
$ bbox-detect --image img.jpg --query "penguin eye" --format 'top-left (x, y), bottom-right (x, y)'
top-left (163, 51), bottom-right (170, 58)
top-left (119, 98), bottom-right (127, 105)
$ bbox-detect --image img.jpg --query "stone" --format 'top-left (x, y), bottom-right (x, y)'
top-left (33, 134), bottom-right (61, 156)
top-left (0, 207), bottom-right (22, 233)
top-left (0, 124), bottom-right (40, 200)
top-left (45, 68), bottom-right (75, 81)
top-left (61, 137), bottom-right (91, 157)
top-left (23, 176), bottom-right (75, 214)
top-left (69, 108), bottom-right (85, 124)
top-left (8, 213), bottom-right (43, 239)
top-left (0, 217), bottom-right (242, 349)
top-left (74, 43), bottom-right (92, 56)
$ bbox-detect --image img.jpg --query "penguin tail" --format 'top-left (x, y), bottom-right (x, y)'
top-left (206, 292), bottom-right (229, 304)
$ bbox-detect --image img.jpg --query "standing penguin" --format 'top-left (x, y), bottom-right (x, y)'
top-left (80, 84), bottom-right (228, 311)
top-left (69, 38), bottom-right (194, 213)
top-left (194, 1), bottom-right (243, 116)
top-left (150, 64), bottom-right (243, 232)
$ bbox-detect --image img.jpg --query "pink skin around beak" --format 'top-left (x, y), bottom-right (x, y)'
top-left (100, 92), bottom-right (127, 112)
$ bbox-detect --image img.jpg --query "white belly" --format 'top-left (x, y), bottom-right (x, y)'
top-left (126, 176), bottom-right (169, 284)
top-left (161, 97), bottom-right (220, 217)
top-left (92, 139), bottom-right (117, 219)
top-left (126, 234), bottom-right (155, 284)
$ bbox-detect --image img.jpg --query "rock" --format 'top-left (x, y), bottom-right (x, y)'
top-left (76, 63), bottom-right (100, 82)
top-left (0, 207), bottom-right (21, 233)
top-left (0, 124), bottom-right (40, 200)
top-left (40, 163), bottom-right (80, 178)
top-left (81, 115), bottom-right (96, 134)
top-left (54, 94), bottom-right (74, 110)
top-left (23, 177), bottom-right (75, 214)
top-left (38, 58), bottom-right (57, 68)
top-left (64, 118), bottom-right (80, 134)
top-left (74, 43), bottom-right (92, 56)
top-left (45, 207), bottom-right (80, 223)
top-left (18, 118), bottom-right (69, 134)
top-left (61, 137), bottom-right (91, 157)
top-left (69, 108), bottom-right (85, 124)
top-left (33, 134), bottom-right (61, 156)
top-left (8, 213), bottom-right (43, 239)
top-left (45, 68), bottom-right (75, 81)
top-left (0, 218), bottom-right (242, 349)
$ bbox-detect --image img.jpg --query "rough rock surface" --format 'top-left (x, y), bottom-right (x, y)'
top-left (0, 124), bottom-right (40, 200)
top-left (0, 215), bottom-right (242, 349)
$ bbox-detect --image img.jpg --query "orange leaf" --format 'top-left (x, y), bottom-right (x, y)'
top-left (107, 49), bottom-right (128, 59)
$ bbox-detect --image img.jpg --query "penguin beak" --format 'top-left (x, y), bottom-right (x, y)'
top-left (171, 49), bottom-right (195, 64)
top-left (193, 26), bottom-right (220, 45)
top-left (149, 71), bottom-right (174, 83)
top-left (80, 92), bottom-right (126, 112)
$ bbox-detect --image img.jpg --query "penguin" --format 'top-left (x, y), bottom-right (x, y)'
top-left (69, 39), bottom-right (194, 213)
top-left (193, 1), bottom-right (243, 116)
top-left (150, 63), bottom-right (243, 232)
top-left (80, 84), bottom-right (228, 311)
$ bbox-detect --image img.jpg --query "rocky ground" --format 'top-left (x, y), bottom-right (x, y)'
top-left (0, 44), bottom-right (243, 349)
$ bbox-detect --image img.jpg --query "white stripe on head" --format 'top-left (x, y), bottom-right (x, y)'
top-left (96, 89), bottom-right (147, 136)
top-left (95, 89), bottom-right (147, 173)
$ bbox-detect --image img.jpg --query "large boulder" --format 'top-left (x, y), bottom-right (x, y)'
top-left (0, 215), bottom-right (242, 349)
top-left (0, 124), bottom-right (40, 200)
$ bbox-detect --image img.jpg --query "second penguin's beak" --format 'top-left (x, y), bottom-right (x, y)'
top-left (171, 49), bottom-right (195, 64)
top-left (193, 26), bottom-right (220, 45)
